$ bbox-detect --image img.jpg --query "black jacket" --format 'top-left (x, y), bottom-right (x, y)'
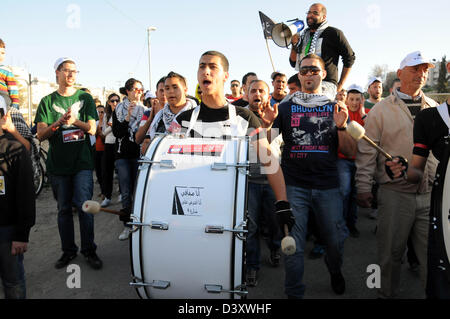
top-left (112, 110), bottom-right (140, 159)
top-left (0, 133), bottom-right (36, 242)
top-left (290, 26), bottom-right (355, 85)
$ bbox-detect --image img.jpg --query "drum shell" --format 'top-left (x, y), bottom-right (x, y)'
top-left (130, 135), bottom-right (248, 298)
top-left (430, 138), bottom-right (450, 281)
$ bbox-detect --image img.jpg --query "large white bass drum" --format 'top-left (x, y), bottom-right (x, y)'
top-left (430, 137), bottom-right (450, 280)
top-left (130, 134), bottom-right (249, 298)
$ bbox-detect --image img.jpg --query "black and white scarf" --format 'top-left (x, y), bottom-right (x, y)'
top-left (148, 98), bottom-right (197, 139)
top-left (289, 91), bottom-right (331, 108)
top-left (295, 20), bottom-right (329, 70)
top-left (115, 97), bottom-right (145, 142)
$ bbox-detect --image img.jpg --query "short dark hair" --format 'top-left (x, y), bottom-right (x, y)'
top-left (242, 72), bottom-right (257, 86)
top-left (201, 51), bottom-right (229, 72)
top-left (288, 74), bottom-right (301, 88)
top-left (347, 90), bottom-right (364, 98)
top-left (165, 71), bottom-right (187, 88)
top-left (300, 53), bottom-right (326, 71)
top-left (248, 79), bottom-right (269, 92)
top-left (56, 60), bottom-right (75, 72)
top-left (0, 38), bottom-right (5, 49)
top-left (231, 80), bottom-right (240, 85)
top-left (156, 76), bottom-right (166, 90)
top-left (391, 78), bottom-right (400, 87)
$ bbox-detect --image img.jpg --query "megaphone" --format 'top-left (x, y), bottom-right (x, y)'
top-left (271, 20), bottom-right (304, 48)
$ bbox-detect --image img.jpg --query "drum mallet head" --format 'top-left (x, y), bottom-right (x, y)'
top-left (82, 200), bottom-right (126, 216)
top-left (82, 200), bottom-right (101, 214)
top-left (281, 225), bottom-right (296, 255)
top-left (346, 121), bottom-right (393, 160)
top-left (346, 121), bottom-right (408, 178)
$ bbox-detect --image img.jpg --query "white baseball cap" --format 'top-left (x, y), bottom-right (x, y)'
top-left (367, 76), bottom-right (382, 88)
top-left (54, 57), bottom-right (76, 71)
top-left (271, 70), bottom-right (286, 80)
top-left (144, 91), bottom-right (156, 100)
top-left (399, 51), bottom-right (435, 70)
top-left (347, 84), bottom-right (364, 94)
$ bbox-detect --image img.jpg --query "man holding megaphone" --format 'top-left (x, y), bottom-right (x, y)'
top-left (288, 3), bottom-right (355, 99)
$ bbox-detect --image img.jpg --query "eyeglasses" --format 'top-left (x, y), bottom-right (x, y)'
top-left (98, 111), bottom-right (105, 114)
top-left (61, 69), bottom-right (79, 75)
top-left (109, 99), bottom-right (119, 103)
top-left (299, 66), bottom-right (322, 76)
top-left (306, 10), bottom-right (320, 16)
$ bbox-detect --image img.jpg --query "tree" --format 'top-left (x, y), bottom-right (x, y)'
top-left (370, 64), bottom-right (389, 82)
top-left (436, 56), bottom-right (448, 93)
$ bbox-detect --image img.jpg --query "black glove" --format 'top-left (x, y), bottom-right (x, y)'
top-left (275, 200), bottom-right (295, 233)
top-left (119, 207), bottom-right (131, 223)
top-left (385, 156), bottom-right (408, 180)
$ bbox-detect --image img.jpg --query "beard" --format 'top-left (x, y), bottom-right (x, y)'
top-left (307, 17), bottom-right (323, 30)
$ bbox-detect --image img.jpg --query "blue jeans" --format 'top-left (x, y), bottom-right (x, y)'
top-left (115, 158), bottom-right (139, 216)
top-left (337, 158), bottom-right (358, 227)
top-left (285, 185), bottom-right (348, 298)
top-left (0, 227), bottom-right (26, 299)
top-left (246, 182), bottom-right (281, 270)
top-left (50, 170), bottom-right (96, 256)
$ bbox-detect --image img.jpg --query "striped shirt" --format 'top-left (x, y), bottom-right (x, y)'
top-left (0, 65), bottom-right (19, 109)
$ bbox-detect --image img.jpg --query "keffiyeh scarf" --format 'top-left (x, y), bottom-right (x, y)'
top-left (148, 98), bottom-right (197, 139)
top-left (115, 97), bottom-right (145, 142)
top-left (289, 91), bottom-right (331, 108)
top-left (295, 20), bottom-right (329, 70)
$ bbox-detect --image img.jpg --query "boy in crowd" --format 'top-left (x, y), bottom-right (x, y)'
top-left (0, 39), bottom-right (19, 109)
top-left (140, 71), bottom-right (197, 154)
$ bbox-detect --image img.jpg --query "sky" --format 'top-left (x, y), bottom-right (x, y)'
top-left (2, 0), bottom-right (450, 97)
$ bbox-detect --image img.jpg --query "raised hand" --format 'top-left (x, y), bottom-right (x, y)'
top-left (258, 101), bottom-right (279, 128)
top-left (334, 101), bottom-right (348, 129)
top-left (0, 111), bottom-right (17, 133)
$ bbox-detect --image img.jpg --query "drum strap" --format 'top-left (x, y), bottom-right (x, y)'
top-left (185, 102), bottom-right (239, 137)
top-left (436, 102), bottom-right (450, 135)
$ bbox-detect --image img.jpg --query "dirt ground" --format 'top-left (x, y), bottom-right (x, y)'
top-left (1, 175), bottom-right (425, 300)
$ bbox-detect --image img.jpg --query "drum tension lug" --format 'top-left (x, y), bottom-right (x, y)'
top-left (128, 220), bottom-right (169, 231)
top-left (130, 277), bottom-right (170, 289)
top-left (204, 284), bottom-right (248, 297)
top-left (205, 221), bottom-right (248, 240)
top-left (211, 162), bottom-right (249, 171)
top-left (138, 157), bottom-right (176, 169)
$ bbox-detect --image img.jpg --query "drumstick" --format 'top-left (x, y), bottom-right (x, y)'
top-left (281, 224), bottom-right (296, 255)
top-left (82, 200), bottom-right (125, 216)
top-left (346, 121), bottom-right (393, 160)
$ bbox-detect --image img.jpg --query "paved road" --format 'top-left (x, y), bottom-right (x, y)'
top-left (1, 179), bottom-right (425, 299)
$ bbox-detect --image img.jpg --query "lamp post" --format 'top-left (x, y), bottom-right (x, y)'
top-left (147, 26), bottom-right (157, 91)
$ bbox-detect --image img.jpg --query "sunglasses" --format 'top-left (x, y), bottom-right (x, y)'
top-left (109, 99), bottom-right (119, 103)
top-left (231, 84), bottom-right (239, 87)
top-left (299, 66), bottom-right (322, 76)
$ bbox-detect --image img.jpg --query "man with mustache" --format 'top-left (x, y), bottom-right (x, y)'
top-left (289, 3), bottom-right (355, 99)
top-left (356, 51), bottom-right (439, 298)
top-left (386, 61), bottom-right (450, 299)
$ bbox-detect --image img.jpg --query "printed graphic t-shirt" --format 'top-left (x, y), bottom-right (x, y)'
top-left (34, 90), bottom-right (98, 175)
top-left (272, 101), bottom-right (339, 189)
